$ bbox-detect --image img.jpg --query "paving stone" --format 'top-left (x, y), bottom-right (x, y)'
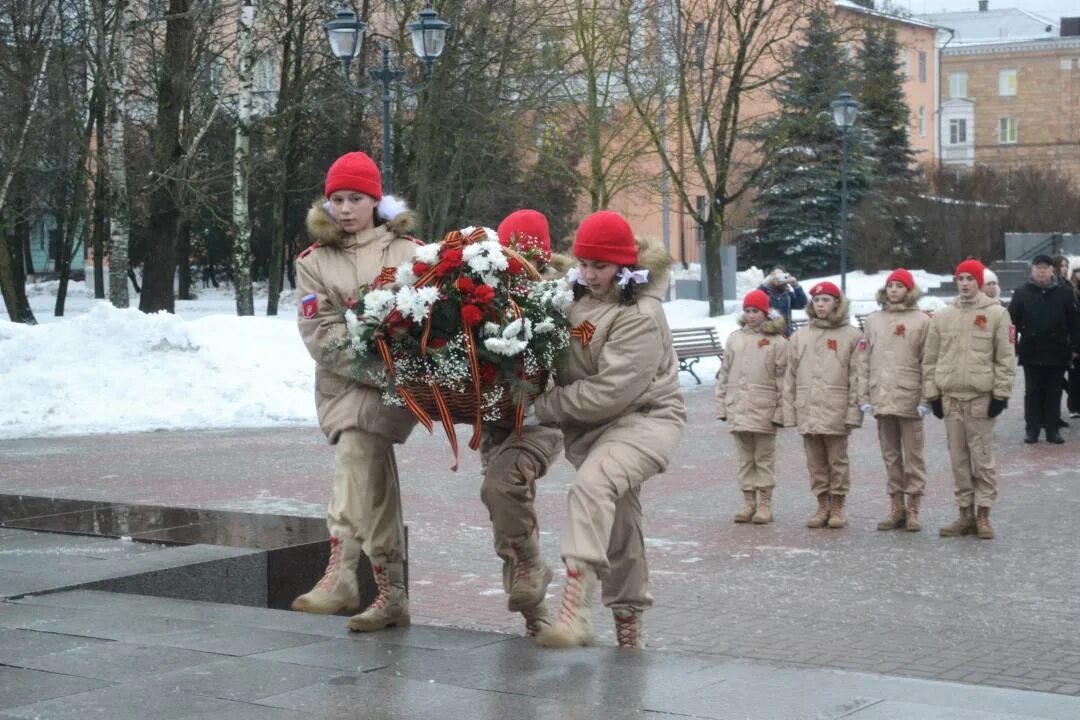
top-left (0, 628), bottom-right (111, 665)
top-left (0, 667), bottom-right (112, 710)
top-left (25, 610), bottom-right (213, 641)
top-left (130, 656), bottom-right (338, 702)
top-left (845, 700), bottom-right (1058, 719)
top-left (129, 623), bottom-right (327, 656)
top-left (1, 685), bottom-right (237, 720)
top-left (251, 637), bottom-right (434, 672)
top-left (15, 643), bottom-right (223, 683)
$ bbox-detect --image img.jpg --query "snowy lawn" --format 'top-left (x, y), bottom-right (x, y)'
top-left (1, 268), bottom-right (950, 440)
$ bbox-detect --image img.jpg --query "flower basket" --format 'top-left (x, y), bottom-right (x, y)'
top-left (333, 226), bottom-right (574, 469)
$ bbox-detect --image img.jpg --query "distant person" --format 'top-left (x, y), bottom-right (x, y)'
top-left (859, 269), bottom-right (931, 533)
top-left (715, 289), bottom-right (788, 525)
top-left (1068, 266), bottom-right (1080, 419)
top-left (1008, 255), bottom-right (1080, 444)
top-left (1052, 255), bottom-right (1070, 283)
top-left (982, 269), bottom-right (1001, 301)
top-left (758, 265), bottom-right (807, 338)
top-left (784, 281), bottom-right (863, 530)
top-left (925, 260), bottom-right (1015, 540)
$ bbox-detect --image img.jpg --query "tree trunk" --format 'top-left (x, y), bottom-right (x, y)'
top-left (177, 217), bottom-right (193, 300)
top-left (0, 231), bottom-right (35, 324)
top-left (702, 213), bottom-right (726, 317)
top-left (106, 0), bottom-right (135, 308)
top-left (232, 0), bottom-right (256, 316)
top-left (140, 0), bottom-right (193, 314)
top-left (91, 92), bottom-right (107, 300)
top-left (267, 0), bottom-right (300, 317)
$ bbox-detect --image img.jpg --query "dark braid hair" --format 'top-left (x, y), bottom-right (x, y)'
top-left (572, 269), bottom-right (642, 306)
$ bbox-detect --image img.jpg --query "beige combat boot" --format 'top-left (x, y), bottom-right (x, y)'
top-left (734, 490), bottom-right (757, 523)
top-left (521, 602), bottom-right (550, 638)
top-left (508, 534), bottom-right (553, 612)
top-left (939, 505), bottom-right (976, 537)
top-left (877, 493), bottom-right (906, 531)
top-left (752, 488), bottom-right (773, 524)
top-left (535, 560), bottom-right (597, 649)
top-left (613, 608), bottom-right (645, 650)
top-left (905, 494), bottom-right (922, 532)
top-left (976, 506), bottom-right (994, 540)
top-left (827, 494), bottom-right (847, 529)
top-left (346, 561), bottom-right (410, 632)
top-left (291, 535), bottom-right (362, 614)
top-left (806, 493), bottom-right (830, 528)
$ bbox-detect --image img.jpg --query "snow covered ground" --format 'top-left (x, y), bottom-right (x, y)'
top-left (0, 268), bottom-right (950, 440)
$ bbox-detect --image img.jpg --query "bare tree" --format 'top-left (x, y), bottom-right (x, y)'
top-left (621, 0), bottom-right (821, 315)
top-left (231, 0), bottom-right (256, 315)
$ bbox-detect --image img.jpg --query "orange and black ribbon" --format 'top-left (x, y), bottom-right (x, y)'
top-left (429, 383), bottom-right (459, 471)
top-left (377, 266), bottom-right (397, 285)
top-left (570, 321), bottom-right (595, 347)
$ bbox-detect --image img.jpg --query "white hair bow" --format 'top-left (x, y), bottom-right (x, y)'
top-left (566, 267), bottom-right (588, 286)
top-left (617, 268), bottom-right (650, 287)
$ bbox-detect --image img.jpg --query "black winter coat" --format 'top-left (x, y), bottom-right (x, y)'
top-left (1008, 279), bottom-right (1080, 367)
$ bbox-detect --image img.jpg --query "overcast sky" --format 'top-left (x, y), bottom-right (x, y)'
top-left (894, 0), bottom-right (1079, 21)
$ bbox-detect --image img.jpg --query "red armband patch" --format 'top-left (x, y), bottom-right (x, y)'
top-left (301, 293), bottom-right (318, 319)
top-left (1009, 324), bottom-right (1016, 344)
top-left (858, 337), bottom-right (867, 351)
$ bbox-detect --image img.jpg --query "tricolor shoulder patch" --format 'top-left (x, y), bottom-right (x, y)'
top-left (858, 337), bottom-right (867, 351)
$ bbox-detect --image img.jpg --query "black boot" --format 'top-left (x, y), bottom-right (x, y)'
top-left (1046, 427), bottom-right (1065, 444)
top-left (1024, 429), bottom-right (1039, 444)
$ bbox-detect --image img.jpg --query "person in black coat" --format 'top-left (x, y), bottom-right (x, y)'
top-left (758, 266), bottom-right (808, 338)
top-left (1069, 266), bottom-right (1080, 419)
top-left (1008, 255), bottom-right (1080, 444)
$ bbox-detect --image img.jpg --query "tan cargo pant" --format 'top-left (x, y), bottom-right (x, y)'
top-left (732, 431), bottom-right (776, 491)
top-left (943, 396), bottom-right (998, 508)
top-left (327, 429), bottom-right (405, 563)
top-left (562, 440), bottom-right (658, 612)
top-left (876, 415), bottom-right (927, 496)
top-left (480, 425), bottom-right (563, 593)
top-left (802, 434), bottom-right (850, 497)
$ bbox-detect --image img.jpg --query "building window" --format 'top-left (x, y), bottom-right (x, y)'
top-left (998, 117), bottom-right (1018, 144)
top-left (918, 51), bottom-right (927, 82)
top-left (254, 54), bottom-right (276, 93)
top-left (901, 50), bottom-right (911, 79)
top-left (998, 69), bottom-right (1018, 96)
top-left (918, 106), bottom-right (926, 136)
top-left (949, 72), bottom-right (968, 98)
top-left (949, 119), bottom-right (967, 144)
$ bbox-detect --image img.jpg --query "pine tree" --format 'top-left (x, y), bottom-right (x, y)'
top-left (851, 25), bottom-right (925, 271)
top-left (743, 11), bottom-right (873, 277)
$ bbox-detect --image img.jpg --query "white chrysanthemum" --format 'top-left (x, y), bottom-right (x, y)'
top-left (502, 317), bottom-right (533, 342)
top-left (395, 285), bottom-right (438, 322)
top-left (483, 227), bottom-right (499, 243)
top-left (345, 309), bottom-right (362, 334)
top-left (414, 243), bottom-right (441, 265)
top-left (463, 240), bottom-right (509, 277)
top-left (534, 319), bottom-right (555, 334)
top-left (482, 322), bottom-right (501, 337)
top-left (363, 289), bottom-right (396, 320)
top-left (551, 289), bottom-right (574, 314)
top-left (484, 336), bottom-right (528, 356)
top-left (395, 262), bottom-right (417, 286)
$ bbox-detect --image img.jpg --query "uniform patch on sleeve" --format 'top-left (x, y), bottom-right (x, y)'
top-left (1009, 324), bottom-right (1016, 344)
top-left (301, 293), bottom-right (318, 319)
top-left (858, 337), bottom-right (867, 350)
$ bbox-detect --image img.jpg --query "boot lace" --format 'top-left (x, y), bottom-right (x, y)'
top-left (555, 568), bottom-right (585, 626)
top-left (368, 564), bottom-right (390, 609)
top-left (522, 607), bottom-right (546, 637)
top-left (315, 536), bottom-right (344, 591)
top-left (615, 612), bottom-right (640, 648)
top-left (511, 543), bottom-right (535, 584)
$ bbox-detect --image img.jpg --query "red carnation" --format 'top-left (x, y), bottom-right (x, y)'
top-left (413, 261), bottom-right (430, 276)
top-left (437, 248), bottom-right (464, 275)
top-left (428, 337), bottom-right (448, 349)
top-left (473, 284), bottom-right (495, 303)
top-left (461, 305), bottom-right (484, 326)
top-left (480, 362), bottom-right (498, 383)
top-left (455, 277), bottom-right (476, 294)
top-left (507, 257), bottom-right (524, 276)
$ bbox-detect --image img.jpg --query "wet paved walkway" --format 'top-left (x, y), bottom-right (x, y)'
top-left (2, 380), bottom-right (1079, 698)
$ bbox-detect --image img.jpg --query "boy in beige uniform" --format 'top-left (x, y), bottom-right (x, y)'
top-left (859, 268), bottom-right (932, 532)
top-left (785, 281), bottom-right (864, 529)
top-left (715, 289), bottom-right (788, 524)
top-left (923, 259), bottom-right (1015, 540)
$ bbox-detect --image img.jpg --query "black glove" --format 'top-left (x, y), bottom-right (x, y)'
top-left (930, 398), bottom-right (944, 419)
top-left (988, 397), bottom-right (1008, 418)
top-left (718, 416), bottom-right (727, 422)
top-left (772, 421), bottom-right (783, 428)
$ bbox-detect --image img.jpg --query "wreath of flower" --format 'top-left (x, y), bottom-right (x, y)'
top-left (329, 226), bottom-right (573, 468)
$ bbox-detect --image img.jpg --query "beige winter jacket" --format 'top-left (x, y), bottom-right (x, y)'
top-left (714, 316), bottom-right (788, 434)
top-left (533, 237), bottom-right (687, 470)
top-left (784, 297), bottom-right (864, 435)
top-left (858, 288), bottom-right (931, 418)
top-left (923, 292), bottom-right (1015, 403)
top-left (296, 200), bottom-right (419, 445)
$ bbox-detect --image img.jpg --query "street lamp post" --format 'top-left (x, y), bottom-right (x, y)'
top-left (324, 3), bottom-right (451, 195)
top-left (830, 90), bottom-right (859, 295)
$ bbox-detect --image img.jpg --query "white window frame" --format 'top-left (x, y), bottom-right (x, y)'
top-left (998, 68), bottom-right (1018, 96)
top-left (949, 118), bottom-right (967, 144)
top-left (949, 72), bottom-right (968, 98)
top-left (998, 117), bottom-right (1018, 144)
top-left (918, 51), bottom-right (927, 83)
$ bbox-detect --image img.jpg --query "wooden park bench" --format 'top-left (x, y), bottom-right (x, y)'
top-left (671, 326), bottom-right (724, 385)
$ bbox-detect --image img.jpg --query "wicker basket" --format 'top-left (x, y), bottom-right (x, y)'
top-left (399, 370), bottom-right (548, 426)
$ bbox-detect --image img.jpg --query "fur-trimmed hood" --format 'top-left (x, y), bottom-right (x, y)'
top-left (304, 195), bottom-right (417, 248)
top-left (875, 286), bottom-right (921, 311)
top-left (808, 295), bottom-right (851, 328)
top-left (633, 235), bottom-right (673, 300)
top-left (736, 315), bottom-right (786, 336)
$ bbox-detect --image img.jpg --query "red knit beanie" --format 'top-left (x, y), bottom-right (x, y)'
top-left (324, 151), bottom-right (382, 200)
top-left (809, 281), bottom-right (842, 298)
top-left (497, 210), bottom-right (551, 256)
top-left (954, 259), bottom-right (985, 288)
top-left (743, 289), bottom-right (770, 314)
top-left (573, 211), bottom-right (638, 266)
top-left (886, 268), bottom-right (915, 290)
